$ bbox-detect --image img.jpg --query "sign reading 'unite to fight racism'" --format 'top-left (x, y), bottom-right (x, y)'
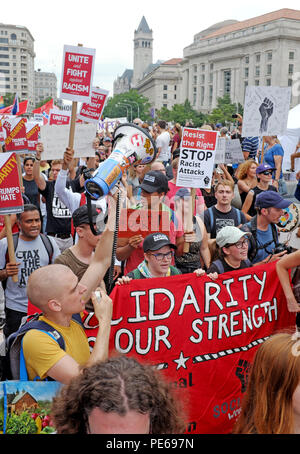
top-left (60, 44), bottom-right (96, 103)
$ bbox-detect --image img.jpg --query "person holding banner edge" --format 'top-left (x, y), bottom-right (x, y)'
top-left (21, 191), bottom-right (118, 384)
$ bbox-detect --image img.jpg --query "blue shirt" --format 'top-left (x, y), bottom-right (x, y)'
top-left (264, 143), bottom-right (284, 179)
top-left (242, 137), bottom-right (259, 160)
top-left (243, 221), bottom-right (278, 264)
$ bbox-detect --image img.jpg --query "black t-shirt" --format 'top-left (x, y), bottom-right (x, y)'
top-left (204, 206), bottom-right (247, 239)
top-left (23, 178), bottom-right (39, 208)
top-left (247, 185), bottom-right (277, 217)
top-left (208, 257), bottom-right (252, 274)
top-left (39, 180), bottom-right (72, 234)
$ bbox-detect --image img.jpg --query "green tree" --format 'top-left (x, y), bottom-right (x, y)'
top-left (103, 90), bottom-right (152, 122)
top-left (207, 94), bottom-right (242, 125)
top-left (156, 100), bottom-right (207, 127)
top-left (3, 93), bottom-right (15, 107)
top-left (34, 97), bottom-right (53, 109)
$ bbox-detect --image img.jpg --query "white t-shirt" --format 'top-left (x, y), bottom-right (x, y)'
top-left (0, 235), bottom-right (60, 312)
top-left (156, 131), bottom-right (171, 162)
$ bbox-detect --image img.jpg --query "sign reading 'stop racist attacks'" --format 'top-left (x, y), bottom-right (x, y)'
top-left (60, 45), bottom-right (96, 103)
top-left (176, 128), bottom-right (218, 189)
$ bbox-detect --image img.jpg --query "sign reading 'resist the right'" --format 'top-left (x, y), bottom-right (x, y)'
top-left (176, 128), bottom-right (218, 189)
top-left (60, 45), bottom-right (96, 103)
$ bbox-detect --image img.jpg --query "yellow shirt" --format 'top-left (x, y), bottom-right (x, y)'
top-left (22, 315), bottom-right (90, 380)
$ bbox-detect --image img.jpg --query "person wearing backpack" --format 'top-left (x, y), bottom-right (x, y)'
top-left (195, 226), bottom-right (253, 275)
top-left (8, 193), bottom-right (117, 384)
top-left (203, 180), bottom-right (247, 260)
top-left (0, 204), bottom-right (60, 338)
top-left (240, 191), bottom-right (291, 265)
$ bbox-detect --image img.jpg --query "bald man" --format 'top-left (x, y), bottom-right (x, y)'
top-left (21, 197), bottom-right (117, 384)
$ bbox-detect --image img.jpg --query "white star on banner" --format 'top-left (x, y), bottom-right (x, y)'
top-left (173, 351), bottom-right (190, 370)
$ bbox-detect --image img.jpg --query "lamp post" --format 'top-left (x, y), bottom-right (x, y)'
top-left (118, 103), bottom-right (132, 122)
top-left (116, 103), bottom-right (129, 120)
top-left (124, 99), bottom-right (140, 119)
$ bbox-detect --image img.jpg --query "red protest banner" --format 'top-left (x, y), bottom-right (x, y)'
top-left (0, 152), bottom-right (24, 214)
top-left (2, 117), bottom-right (28, 153)
top-left (78, 263), bottom-right (295, 434)
top-left (77, 87), bottom-right (109, 124)
top-left (118, 208), bottom-right (172, 238)
top-left (60, 45), bottom-right (96, 103)
top-left (26, 122), bottom-right (40, 153)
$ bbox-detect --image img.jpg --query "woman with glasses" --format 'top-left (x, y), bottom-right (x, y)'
top-left (241, 163), bottom-right (277, 220)
top-left (195, 226), bottom-right (252, 275)
top-left (116, 232), bottom-right (181, 283)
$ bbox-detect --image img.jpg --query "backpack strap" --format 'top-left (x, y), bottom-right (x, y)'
top-left (208, 206), bottom-right (215, 235)
top-left (212, 259), bottom-right (224, 274)
top-left (235, 207), bottom-right (241, 225)
top-left (39, 233), bottom-right (54, 264)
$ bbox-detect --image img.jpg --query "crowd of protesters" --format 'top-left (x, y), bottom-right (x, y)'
top-left (0, 114), bottom-right (300, 434)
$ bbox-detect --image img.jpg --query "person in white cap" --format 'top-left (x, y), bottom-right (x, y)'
top-left (195, 226), bottom-right (252, 275)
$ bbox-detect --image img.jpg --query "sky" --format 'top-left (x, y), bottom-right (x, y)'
top-left (2, 0), bottom-right (300, 98)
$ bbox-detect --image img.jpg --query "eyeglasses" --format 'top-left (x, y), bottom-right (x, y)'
top-left (232, 239), bottom-right (248, 249)
top-left (260, 171), bottom-right (273, 175)
top-left (148, 250), bottom-right (174, 261)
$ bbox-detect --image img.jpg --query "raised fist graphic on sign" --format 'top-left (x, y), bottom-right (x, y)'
top-left (259, 97), bottom-right (274, 134)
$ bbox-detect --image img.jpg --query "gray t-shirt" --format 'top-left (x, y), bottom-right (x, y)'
top-left (0, 235), bottom-right (60, 312)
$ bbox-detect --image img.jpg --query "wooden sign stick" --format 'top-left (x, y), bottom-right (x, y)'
top-left (260, 136), bottom-right (265, 163)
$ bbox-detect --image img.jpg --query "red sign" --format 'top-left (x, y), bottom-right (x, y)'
top-left (49, 110), bottom-right (70, 126)
top-left (78, 87), bottom-right (109, 124)
top-left (0, 152), bottom-right (23, 214)
top-left (181, 128), bottom-right (218, 150)
top-left (3, 117), bottom-right (27, 153)
top-left (79, 263), bottom-right (294, 434)
top-left (60, 45), bottom-right (95, 103)
top-left (26, 122), bottom-right (40, 152)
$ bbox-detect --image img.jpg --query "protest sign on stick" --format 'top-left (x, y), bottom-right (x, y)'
top-left (60, 43), bottom-right (95, 150)
top-left (2, 117), bottom-right (28, 154)
top-left (177, 127), bottom-right (218, 251)
top-left (78, 87), bottom-right (109, 124)
top-left (40, 123), bottom-right (97, 160)
top-left (242, 86), bottom-right (291, 138)
top-left (0, 152), bottom-right (24, 282)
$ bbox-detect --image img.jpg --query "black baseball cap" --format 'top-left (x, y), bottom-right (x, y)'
top-left (72, 205), bottom-right (100, 227)
top-left (143, 232), bottom-right (177, 252)
top-left (139, 171), bottom-right (169, 194)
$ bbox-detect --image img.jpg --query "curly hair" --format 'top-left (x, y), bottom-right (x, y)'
top-left (235, 160), bottom-right (258, 180)
top-left (51, 356), bottom-right (187, 434)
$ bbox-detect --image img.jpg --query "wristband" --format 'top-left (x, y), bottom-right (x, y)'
top-left (35, 157), bottom-right (41, 161)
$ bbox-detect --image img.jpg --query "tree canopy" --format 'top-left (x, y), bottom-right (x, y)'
top-left (102, 90), bottom-right (152, 122)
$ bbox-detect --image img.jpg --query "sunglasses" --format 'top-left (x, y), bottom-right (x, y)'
top-left (260, 170), bottom-right (273, 175)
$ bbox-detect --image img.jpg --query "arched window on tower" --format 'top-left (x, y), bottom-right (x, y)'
top-left (142, 41), bottom-right (144, 47)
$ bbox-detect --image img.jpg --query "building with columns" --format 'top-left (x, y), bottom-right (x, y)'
top-left (180, 8), bottom-right (300, 113)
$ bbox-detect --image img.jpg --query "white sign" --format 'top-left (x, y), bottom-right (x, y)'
top-left (224, 139), bottom-right (244, 164)
top-left (176, 128), bottom-right (218, 189)
top-left (40, 123), bottom-right (97, 160)
top-left (98, 117), bottom-right (127, 133)
top-left (78, 87), bottom-right (109, 124)
top-left (214, 137), bottom-right (226, 164)
top-left (242, 86), bottom-right (291, 137)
